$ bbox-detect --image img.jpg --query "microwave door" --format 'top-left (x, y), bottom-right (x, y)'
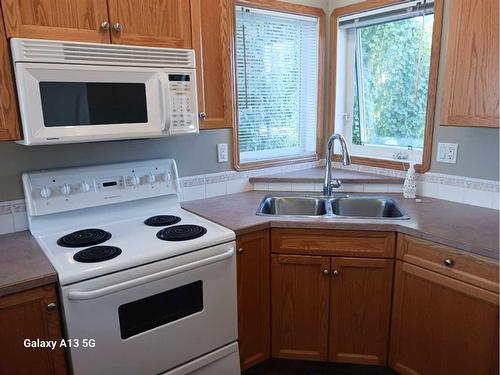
top-left (14, 63), bottom-right (166, 145)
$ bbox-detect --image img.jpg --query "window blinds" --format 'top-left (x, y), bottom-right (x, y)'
top-left (339, 0), bottom-right (434, 29)
top-left (235, 6), bottom-right (319, 163)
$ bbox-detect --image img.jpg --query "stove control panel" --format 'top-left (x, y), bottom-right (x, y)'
top-left (22, 159), bottom-right (181, 216)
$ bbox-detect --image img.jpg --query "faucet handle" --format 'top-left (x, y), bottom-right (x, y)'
top-left (330, 179), bottom-right (342, 189)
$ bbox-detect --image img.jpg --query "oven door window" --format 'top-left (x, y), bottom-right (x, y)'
top-left (39, 82), bottom-right (148, 127)
top-left (118, 281), bottom-right (203, 340)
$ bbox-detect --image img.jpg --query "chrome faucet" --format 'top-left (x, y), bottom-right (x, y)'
top-left (323, 133), bottom-right (351, 196)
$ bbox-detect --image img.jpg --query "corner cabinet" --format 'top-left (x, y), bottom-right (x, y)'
top-left (270, 229), bottom-right (396, 366)
top-left (0, 5), bottom-right (20, 141)
top-left (236, 230), bottom-right (270, 371)
top-left (440, 0), bottom-right (499, 127)
top-left (0, 285), bottom-right (67, 374)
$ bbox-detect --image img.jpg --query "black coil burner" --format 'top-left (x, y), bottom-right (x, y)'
top-left (57, 229), bottom-right (111, 248)
top-left (144, 215), bottom-right (181, 227)
top-left (156, 225), bottom-right (207, 241)
top-left (73, 246), bottom-right (122, 263)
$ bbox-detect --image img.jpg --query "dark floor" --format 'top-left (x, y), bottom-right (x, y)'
top-left (242, 359), bottom-right (400, 375)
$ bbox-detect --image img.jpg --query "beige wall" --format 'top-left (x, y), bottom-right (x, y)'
top-left (0, 0), bottom-right (497, 201)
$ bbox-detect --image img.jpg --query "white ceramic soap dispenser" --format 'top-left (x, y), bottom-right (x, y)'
top-left (403, 163), bottom-right (417, 199)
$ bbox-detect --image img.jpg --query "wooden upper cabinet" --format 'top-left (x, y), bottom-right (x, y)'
top-left (0, 0), bottom-right (111, 43)
top-left (271, 254), bottom-right (330, 361)
top-left (329, 257), bottom-right (393, 366)
top-left (236, 230), bottom-right (270, 371)
top-left (107, 0), bottom-right (192, 48)
top-left (0, 5), bottom-right (20, 141)
top-left (389, 261), bottom-right (499, 375)
top-left (191, 0), bottom-right (233, 129)
top-left (0, 285), bottom-right (67, 374)
top-left (441, 0), bottom-right (499, 127)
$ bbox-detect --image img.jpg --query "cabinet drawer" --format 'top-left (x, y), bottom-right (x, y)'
top-left (397, 234), bottom-right (499, 293)
top-left (271, 229), bottom-right (395, 258)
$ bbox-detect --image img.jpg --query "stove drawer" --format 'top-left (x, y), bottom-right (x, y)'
top-left (61, 242), bottom-right (237, 375)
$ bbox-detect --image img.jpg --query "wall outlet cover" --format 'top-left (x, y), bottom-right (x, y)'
top-left (217, 143), bottom-right (229, 163)
top-left (436, 142), bottom-right (458, 164)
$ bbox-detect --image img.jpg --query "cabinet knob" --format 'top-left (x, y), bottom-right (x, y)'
top-left (100, 21), bottom-right (110, 31)
top-left (443, 258), bottom-right (454, 267)
top-left (237, 247), bottom-right (244, 254)
top-left (332, 270), bottom-right (340, 276)
top-left (322, 269), bottom-right (330, 276)
top-left (199, 112), bottom-right (207, 120)
top-left (47, 302), bottom-right (57, 311)
top-left (113, 23), bottom-right (123, 32)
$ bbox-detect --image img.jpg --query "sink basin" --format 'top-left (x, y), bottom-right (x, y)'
top-left (257, 196), bottom-right (328, 216)
top-left (256, 195), bottom-right (409, 219)
top-left (330, 196), bottom-right (408, 219)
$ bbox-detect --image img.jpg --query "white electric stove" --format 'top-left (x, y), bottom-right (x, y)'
top-left (23, 159), bottom-right (240, 375)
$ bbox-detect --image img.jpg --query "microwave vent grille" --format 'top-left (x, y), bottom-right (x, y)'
top-left (11, 39), bottom-right (195, 68)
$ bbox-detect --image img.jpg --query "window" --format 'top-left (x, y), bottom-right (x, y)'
top-left (333, 0), bottom-right (442, 169)
top-left (234, 4), bottom-right (323, 168)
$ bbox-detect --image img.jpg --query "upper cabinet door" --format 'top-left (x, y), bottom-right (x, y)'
top-left (0, 5), bottom-right (20, 141)
top-left (0, 0), bottom-right (111, 43)
top-left (107, 0), bottom-right (192, 48)
top-left (441, 0), bottom-right (499, 127)
top-left (191, 0), bottom-right (233, 129)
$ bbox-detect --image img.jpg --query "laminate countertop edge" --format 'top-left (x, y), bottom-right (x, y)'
top-left (182, 191), bottom-right (500, 262)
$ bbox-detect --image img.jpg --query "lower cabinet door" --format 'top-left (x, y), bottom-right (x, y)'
top-left (271, 254), bottom-right (330, 361)
top-left (389, 261), bottom-right (499, 375)
top-left (329, 257), bottom-right (394, 365)
top-left (0, 285), bottom-right (67, 374)
top-left (236, 230), bottom-right (270, 371)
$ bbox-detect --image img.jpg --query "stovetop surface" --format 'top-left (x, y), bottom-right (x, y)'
top-left (35, 207), bottom-right (234, 285)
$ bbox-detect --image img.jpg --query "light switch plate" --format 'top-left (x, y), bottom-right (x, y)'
top-left (436, 142), bottom-right (458, 163)
top-left (217, 143), bottom-right (228, 163)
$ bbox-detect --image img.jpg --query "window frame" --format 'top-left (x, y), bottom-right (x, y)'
top-left (231, 0), bottom-right (326, 171)
top-left (328, 0), bottom-right (444, 173)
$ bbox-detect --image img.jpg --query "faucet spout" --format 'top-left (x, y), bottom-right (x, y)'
top-left (323, 133), bottom-right (351, 196)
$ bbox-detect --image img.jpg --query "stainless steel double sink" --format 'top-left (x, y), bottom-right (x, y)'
top-left (256, 195), bottom-right (409, 219)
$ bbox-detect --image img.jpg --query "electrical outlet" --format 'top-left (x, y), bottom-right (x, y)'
top-left (217, 143), bottom-right (228, 163)
top-left (436, 142), bottom-right (458, 164)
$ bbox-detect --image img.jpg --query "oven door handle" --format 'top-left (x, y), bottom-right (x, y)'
top-left (67, 246), bottom-right (234, 301)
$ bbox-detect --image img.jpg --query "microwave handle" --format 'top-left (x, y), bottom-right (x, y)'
top-left (158, 74), bottom-right (170, 132)
top-left (67, 246), bottom-right (234, 301)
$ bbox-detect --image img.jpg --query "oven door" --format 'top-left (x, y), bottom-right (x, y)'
top-left (14, 63), bottom-right (168, 145)
top-left (60, 242), bottom-right (238, 375)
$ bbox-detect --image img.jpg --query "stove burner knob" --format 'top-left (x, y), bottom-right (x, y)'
top-left (130, 175), bottom-right (140, 186)
top-left (60, 183), bottom-right (72, 196)
top-left (147, 172), bottom-right (156, 184)
top-left (40, 186), bottom-right (52, 199)
top-left (80, 181), bottom-right (91, 193)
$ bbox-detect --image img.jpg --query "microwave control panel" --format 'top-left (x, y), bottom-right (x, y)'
top-left (167, 73), bottom-right (198, 134)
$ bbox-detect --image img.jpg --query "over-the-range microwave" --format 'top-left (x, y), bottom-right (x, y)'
top-left (10, 38), bottom-right (199, 145)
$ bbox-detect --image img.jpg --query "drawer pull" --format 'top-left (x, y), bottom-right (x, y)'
top-left (332, 270), bottom-right (340, 276)
top-left (47, 302), bottom-right (57, 311)
top-left (322, 269), bottom-right (330, 276)
top-left (237, 247), bottom-right (244, 254)
top-left (444, 258), bottom-right (454, 267)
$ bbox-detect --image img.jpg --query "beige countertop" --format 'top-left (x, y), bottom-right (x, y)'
top-left (183, 191), bottom-right (500, 261)
top-left (0, 231), bottom-right (57, 297)
top-left (249, 167), bottom-right (404, 184)
top-left (1, 191), bottom-right (497, 297)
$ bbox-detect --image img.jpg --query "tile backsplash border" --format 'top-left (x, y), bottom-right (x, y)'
top-left (0, 159), bottom-right (498, 235)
